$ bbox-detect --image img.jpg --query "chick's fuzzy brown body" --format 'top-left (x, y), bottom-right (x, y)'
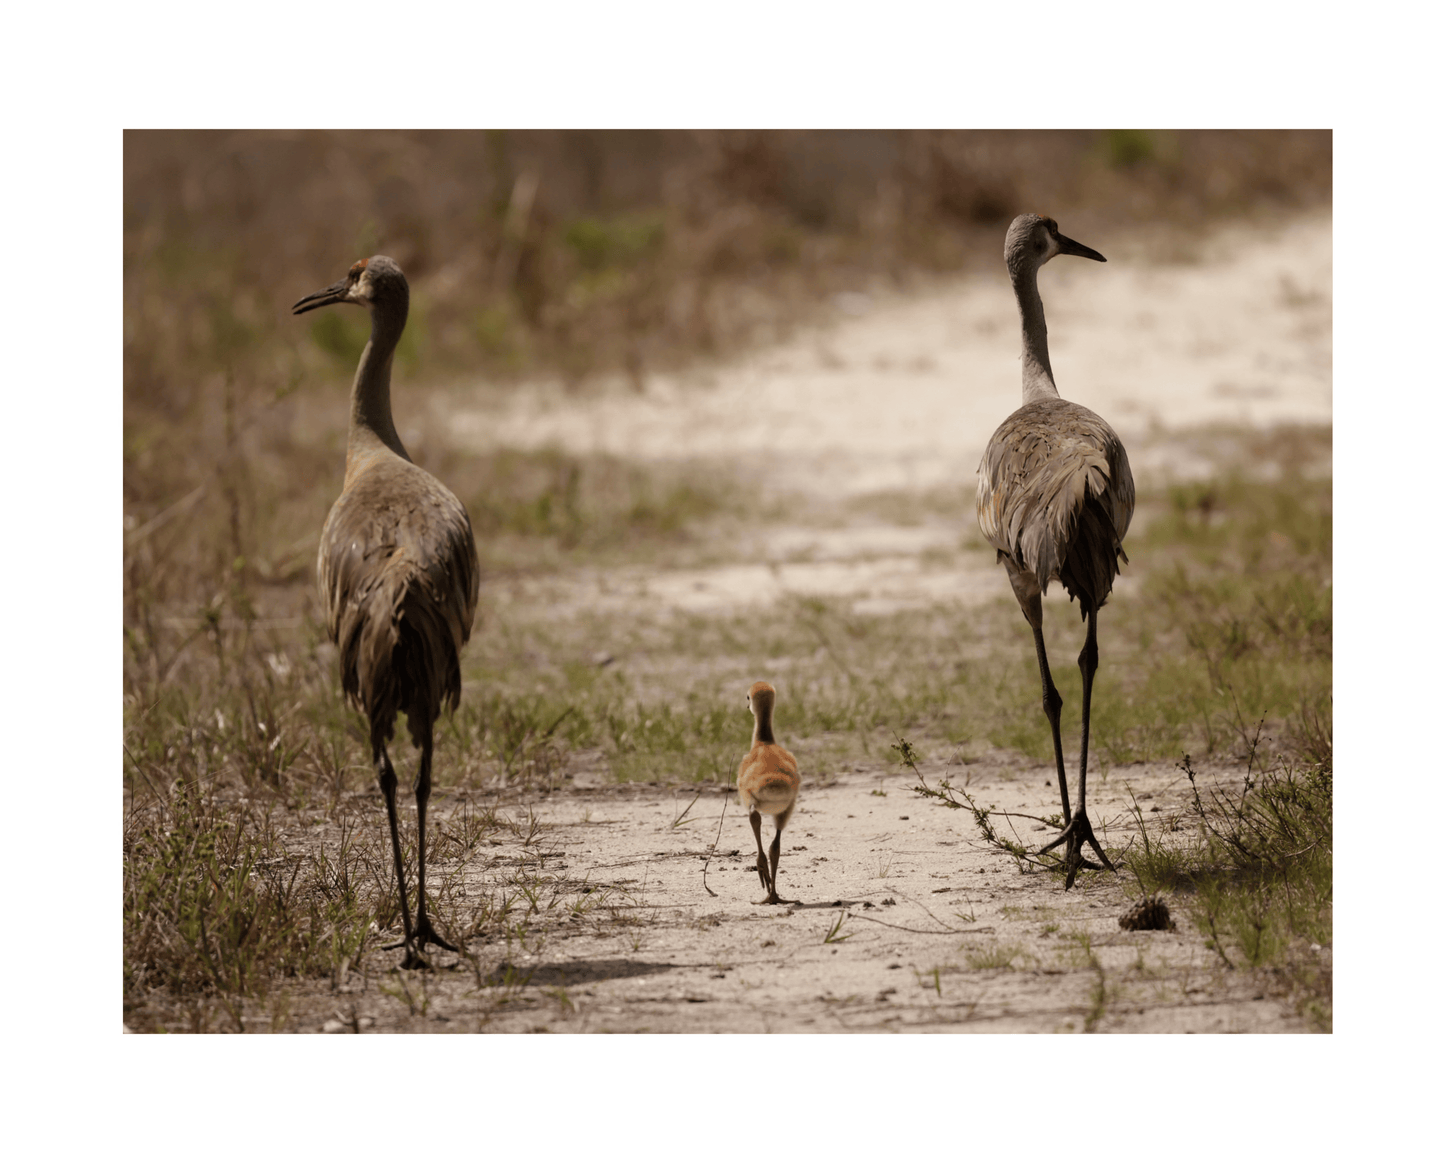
top-left (737, 743), bottom-right (800, 817)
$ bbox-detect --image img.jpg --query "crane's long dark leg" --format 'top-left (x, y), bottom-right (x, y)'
top-left (1071, 607), bottom-right (1114, 882)
top-left (374, 740), bottom-right (417, 955)
top-left (759, 802), bottom-right (795, 905)
top-left (1038, 606), bottom-right (1114, 887)
top-left (411, 723), bottom-right (457, 958)
top-left (1003, 559), bottom-right (1071, 819)
top-left (749, 809), bottom-right (772, 899)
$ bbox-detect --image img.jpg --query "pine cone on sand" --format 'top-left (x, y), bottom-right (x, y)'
top-left (1119, 895), bottom-right (1175, 931)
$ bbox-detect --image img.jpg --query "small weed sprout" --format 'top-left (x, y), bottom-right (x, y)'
top-left (965, 943), bottom-right (1023, 970)
top-left (671, 789), bottom-right (703, 829)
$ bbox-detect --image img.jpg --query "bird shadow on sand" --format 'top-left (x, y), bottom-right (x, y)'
top-left (778, 899), bottom-right (859, 910)
top-left (480, 958), bottom-right (677, 988)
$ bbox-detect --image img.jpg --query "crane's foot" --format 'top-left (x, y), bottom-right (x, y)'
top-left (753, 892), bottom-right (792, 905)
top-left (1037, 809), bottom-right (1115, 890)
top-left (379, 913), bottom-right (458, 968)
top-left (754, 852), bottom-right (773, 894)
top-left (398, 945), bottom-right (432, 970)
top-left (413, 912), bottom-right (458, 953)
top-left (380, 937), bottom-right (433, 969)
top-left (381, 939), bottom-right (453, 970)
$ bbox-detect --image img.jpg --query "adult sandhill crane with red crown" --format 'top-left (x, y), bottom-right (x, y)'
top-left (977, 215), bottom-right (1134, 889)
top-left (294, 255), bottom-right (479, 967)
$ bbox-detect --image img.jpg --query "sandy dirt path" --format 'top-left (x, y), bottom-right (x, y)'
top-left (304, 754), bottom-right (1312, 1034)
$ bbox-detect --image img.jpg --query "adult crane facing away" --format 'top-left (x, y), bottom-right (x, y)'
top-left (976, 215), bottom-right (1134, 889)
top-left (294, 256), bottom-right (480, 966)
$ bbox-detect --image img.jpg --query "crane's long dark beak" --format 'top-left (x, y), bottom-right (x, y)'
top-left (1056, 233), bottom-right (1106, 263)
top-left (292, 277), bottom-right (351, 315)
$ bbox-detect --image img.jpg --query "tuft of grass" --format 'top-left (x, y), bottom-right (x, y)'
top-left (1124, 745), bottom-right (1332, 1028)
top-left (1062, 933), bottom-right (1110, 1033)
top-left (451, 448), bottom-right (736, 562)
top-left (124, 785), bottom-right (385, 1030)
top-left (965, 942), bottom-right (1025, 971)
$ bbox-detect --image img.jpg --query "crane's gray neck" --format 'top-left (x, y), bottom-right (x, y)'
top-left (1012, 263), bottom-right (1059, 402)
top-left (348, 306), bottom-right (411, 463)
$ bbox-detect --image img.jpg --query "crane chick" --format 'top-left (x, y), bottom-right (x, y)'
top-left (736, 681), bottom-right (801, 905)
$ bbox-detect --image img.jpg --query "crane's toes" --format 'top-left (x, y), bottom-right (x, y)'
top-left (1036, 825), bottom-right (1072, 855)
top-left (379, 936), bottom-right (434, 968)
top-left (414, 915), bottom-right (458, 953)
top-left (1084, 836), bottom-right (1116, 875)
top-left (1062, 853), bottom-right (1109, 889)
top-left (1037, 811), bottom-right (1115, 889)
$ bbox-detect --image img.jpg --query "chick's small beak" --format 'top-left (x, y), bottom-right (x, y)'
top-left (292, 277), bottom-right (351, 315)
top-left (1055, 233), bottom-right (1106, 263)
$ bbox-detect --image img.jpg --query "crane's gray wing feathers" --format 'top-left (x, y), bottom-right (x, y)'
top-left (977, 399), bottom-right (1133, 612)
top-left (318, 461), bottom-right (479, 747)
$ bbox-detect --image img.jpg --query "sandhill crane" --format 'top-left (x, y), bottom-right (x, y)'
top-left (976, 215), bottom-right (1134, 890)
top-left (736, 681), bottom-right (801, 905)
top-left (293, 256), bottom-right (480, 967)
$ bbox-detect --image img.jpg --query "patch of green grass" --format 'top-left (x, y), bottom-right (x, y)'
top-left (123, 785), bottom-right (383, 1030)
top-left (1059, 932), bottom-right (1110, 1032)
top-left (1124, 748), bottom-right (1333, 1028)
top-left (448, 448), bottom-right (734, 559)
top-left (563, 212), bottom-right (667, 273)
top-left (1100, 129), bottom-right (1170, 171)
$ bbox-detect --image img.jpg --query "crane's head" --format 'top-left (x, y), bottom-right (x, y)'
top-left (1005, 215), bottom-right (1106, 277)
top-left (292, 255), bottom-right (409, 316)
top-left (746, 681), bottom-right (776, 718)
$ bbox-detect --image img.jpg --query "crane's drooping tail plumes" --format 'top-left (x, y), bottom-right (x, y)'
top-left (976, 215), bottom-right (1131, 888)
top-left (977, 397), bottom-right (1133, 618)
